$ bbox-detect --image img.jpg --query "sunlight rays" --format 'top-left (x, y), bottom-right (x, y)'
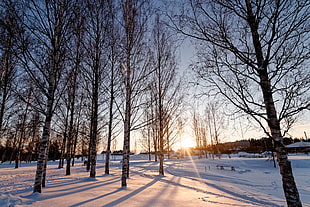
top-left (184, 148), bottom-right (201, 178)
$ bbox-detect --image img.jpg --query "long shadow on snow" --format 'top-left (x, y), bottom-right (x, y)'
top-left (142, 175), bottom-right (181, 207)
top-left (21, 175), bottom-right (120, 205)
top-left (167, 160), bottom-right (269, 188)
top-left (42, 175), bottom-right (108, 189)
top-left (71, 176), bottom-right (161, 207)
top-left (164, 165), bottom-right (283, 207)
top-left (46, 175), bottom-right (120, 193)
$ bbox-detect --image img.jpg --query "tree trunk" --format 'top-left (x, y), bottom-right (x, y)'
top-left (15, 99), bottom-right (29, 168)
top-left (72, 96), bottom-right (83, 167)
top-left (245, 0), bottom-right (302, 204)
top-left (154, 135), bottom-right (158, 162)
top-left (66, 70), bottom-right (77, 176)
top-left (42, 143), bottom-right (49, 188)
top-left (59, 110), bottom-right (69, 169)
top-left (15, 125), bottom-right (22, 168)
top-left (121, 0), bottom-right (134, 186)
top-left (0, 83), bottom-right (8, 134)
top-left (105, 55), bottom-right (115, 175)
top-left (89, 81), bottom-right (98, 178)
top-left (71, 126), bottom-right (79, 167)
top-left (121, 63), bottom-right (131, 187)
top-left (104, 85), bottom-right (113, 175)
top-left (86, 145), bottom-right (91, 171)
top-left (33, 93), bottom-right (53, 193)
top-left (158, 63), bottom-right (164, 176)
top-left (259, 69), bottom-right (302, 207)
top-left (89, 42), bottom-right (99, 178)
top-left (148, 126), bottom-right (151, 161)
top-left (0, 20), bottom-right (14, 134)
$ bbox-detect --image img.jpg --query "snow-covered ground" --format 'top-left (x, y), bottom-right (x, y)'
top-left (0, 153), bottom-right (309, 207)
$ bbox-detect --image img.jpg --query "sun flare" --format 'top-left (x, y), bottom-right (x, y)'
top-left (180, 138), bottom-right (196, 148)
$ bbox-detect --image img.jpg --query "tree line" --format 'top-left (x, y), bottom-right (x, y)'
top-left (0, 0), bottom-right (185, 193)
top-left (193, 137), bottom-right (310, 156)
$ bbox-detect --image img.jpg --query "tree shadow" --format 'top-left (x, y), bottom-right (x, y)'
top-left (141, 175), bottom-right (180, 207)
top-left (161, 169), bottom-right (283, 207)
top-left (70, 176), bottom-right (161, 207)
top-left (20, 175), bottom-right (120, 205)
top-left (103, 177), bottom-right (160, 207)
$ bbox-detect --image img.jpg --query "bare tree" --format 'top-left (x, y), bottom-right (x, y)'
top-left (104, 0), bottom-right (123, 175)
top-left (205, 101), bottom-right (226, 158)
top-left (64, 0), bottom-right (85, 176)
top-left (170, 0), bottom-right (310, 206)
top-left (147, 14), bottom-right (184, 175)
top-left (141, 86), bottom-right (158, 161)
top-left (57, 95), bottom-right (69, 169)
top-left (0, 0), bottom-right (22, 136)
top-left (192, 109), bottom-right (208, 158)
top-left (21, 0), bottom-right (72, 193)
top-left (14, 90), bottom-right (31, 168)
top-left (120, 0), bottom-right (151, 187)
top-left (83, 0), bottom-right (109, 178)
top-left (27, 111), bottom-right (41, 163)
top-left (139, 113), bottom-right (153, 160)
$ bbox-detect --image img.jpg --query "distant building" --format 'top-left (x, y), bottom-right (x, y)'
top-left (285, 142), bottom-right (310, 153)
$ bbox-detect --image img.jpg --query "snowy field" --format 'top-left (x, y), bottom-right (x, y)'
top-left (0, 153), bottom-right (309, 207)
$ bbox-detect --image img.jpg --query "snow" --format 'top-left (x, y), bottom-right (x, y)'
top-left (285, 142), bottom-right (310, 148)
top-left (0, 153), bottom-right (309, 207)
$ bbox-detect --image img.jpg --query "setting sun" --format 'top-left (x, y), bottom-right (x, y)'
top-left (180, 138), bottom-right (196, 148)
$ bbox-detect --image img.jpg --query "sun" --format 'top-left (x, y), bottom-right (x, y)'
top-left (180, 138), bottom-right (196, 148)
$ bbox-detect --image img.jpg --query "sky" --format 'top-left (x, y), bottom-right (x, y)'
top-left (177, 36), bottom-right (310, 143)
top-left (110, 37), bottom-right (310, 153)
top-left (109, 36), bottom-right (310, 153)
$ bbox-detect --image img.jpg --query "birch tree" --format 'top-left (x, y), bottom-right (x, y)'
top-left (65, 0), bottom-right (85, 176)
top-left (104, 0), bottom-right (123, 175)
top-left (21, 0), bottom-right (72, 193)
top-left (148, 14), bottom-right (184, 175)
top-left (170, 0), bottom-right (310, 206)
top-left (120, 0), bottom-right (151, 187)
top-left (83, 0), bottom-right (109, 178)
